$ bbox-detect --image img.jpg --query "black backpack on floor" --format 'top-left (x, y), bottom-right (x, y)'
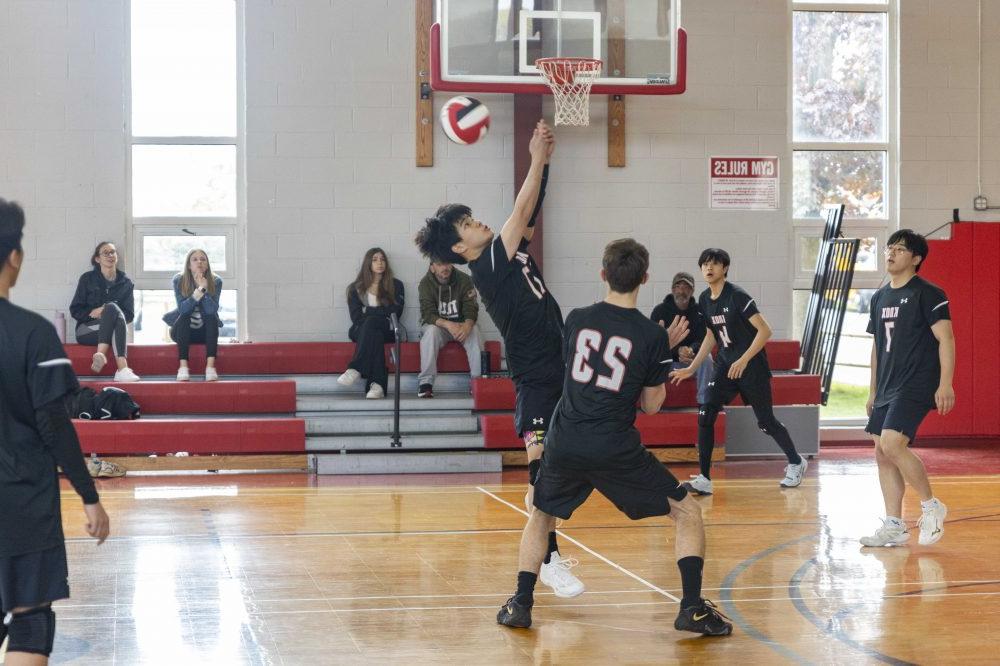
top-left (68, 386), bottom-right (141, 420)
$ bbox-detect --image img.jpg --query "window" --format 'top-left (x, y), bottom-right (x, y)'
top-left (128, 0), bottom-right (245, 342)
top-left (791, 1), bottom-right (895, 420)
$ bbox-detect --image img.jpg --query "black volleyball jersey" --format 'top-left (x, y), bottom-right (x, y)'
top-left (546, 302), bottom-right (672, 463)
top-left (867, 275), bottom-right (950, 408)
top-left (469, 236), bottom-right (564, 377)
top-left (0, 298), bottom-right (84, 556)
top-left (698, 281), bottom-right (767, 367)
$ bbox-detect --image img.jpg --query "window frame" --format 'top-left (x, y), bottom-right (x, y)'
top-left (125, 0), bottom-right (247, 335)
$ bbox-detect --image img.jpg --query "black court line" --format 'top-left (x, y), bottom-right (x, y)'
top-left (893, 580), bottom-right (1000, 597)
top-left (788, 558), bottom-right (917, 666)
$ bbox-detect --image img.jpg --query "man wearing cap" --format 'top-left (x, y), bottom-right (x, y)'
top-left (651, 272), bottom-right (712, 403)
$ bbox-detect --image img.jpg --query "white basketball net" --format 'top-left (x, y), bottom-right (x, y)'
top-left (536, 58), bottom-right (602, 127)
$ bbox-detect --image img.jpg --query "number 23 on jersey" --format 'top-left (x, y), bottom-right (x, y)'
top-left (570, 329), bottom-right (633, 392)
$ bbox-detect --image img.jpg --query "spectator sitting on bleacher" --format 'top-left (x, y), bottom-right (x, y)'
top-left (69, 242), bottom-right (140, 383)
top-left (163, 249), bottom-right (223, 382)
top-left (650, 271), bottom-right (712, 403)
top-left (416, 260), bottom-right (482, 398)
top-left (337, 247), bottom-right (405, 399)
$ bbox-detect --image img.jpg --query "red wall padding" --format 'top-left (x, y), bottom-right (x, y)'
top-left (919, 223), bottom-right (1000, 438)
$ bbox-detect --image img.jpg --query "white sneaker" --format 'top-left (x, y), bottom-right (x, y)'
top-left (337, 368), bottom-right (361, 386)
top-left (780, 457), bottom-right (808, 488)
top-left (91, 351), bottom-right (107, 373)
top-left (684, 474), bottom-right (713, 495)
top-left (113, 367), bottom-right (141, 382)
top-left (365, 384), bottom-right (385, 399)
top-left (918, 500), bottom-right (947, 545)
top-left (176, 367), bottom-right (190, 382)
top-left (540, 552), bottom-right (585, 598)
top-left (205, 367), bottom-right (219, 382)
top-left (860, 519), bottom-right (910, 547)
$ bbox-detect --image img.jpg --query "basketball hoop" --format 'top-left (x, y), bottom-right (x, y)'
top-left (536, 57), bottom-right (602, 127)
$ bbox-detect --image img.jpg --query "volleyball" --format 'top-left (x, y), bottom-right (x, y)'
top-left (440, 96), bottom-right (490, 145)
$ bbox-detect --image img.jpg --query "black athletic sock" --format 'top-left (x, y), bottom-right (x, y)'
top-left (769, 422), bottom-right (801, 465)
top-left (543, 531), bottom-right (559, 564)
top-left (697, 430), bottom-right (714, 479)
top-left (677, 556), bottom-right (704, 609)
top-left (515, 570), bottom-right (538, 606)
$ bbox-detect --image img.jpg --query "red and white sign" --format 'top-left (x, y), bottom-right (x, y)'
top-left (709, 156), bottom-right (779, 210)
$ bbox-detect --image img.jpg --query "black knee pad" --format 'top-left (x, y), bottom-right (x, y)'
top-left (698, 404), bottom-right (721, 429)
top-left (6, 606), bottom-right (56, 657)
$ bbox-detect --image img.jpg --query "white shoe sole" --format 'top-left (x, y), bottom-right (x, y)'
top-left (540, 570), bottom-right (585, 598)
top-left (682, 482), bottom-right (713, 496)
top-left (860, 535), bottom-right (910, 547)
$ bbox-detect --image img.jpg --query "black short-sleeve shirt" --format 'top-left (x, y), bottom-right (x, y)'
top-left (867, 275), bottom-right (950, 407)
top-left (698, 281), bottom-right (768, 368)
top-left (0, 298), bottom-right (80, 557)
top-left (468, 236), bottom-right (564, 377)
top-left (546, 302), bottom-right (671, 466)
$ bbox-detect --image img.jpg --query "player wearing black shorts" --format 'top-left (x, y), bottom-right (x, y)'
top-left (0, 199), bottom-right (110, 665)
top-left (496, 239), bottom-right (731, 636)
top-left (670, 248), bottom-right (806, 495)
top-left (414, 120), bottom-right (583, 598)
top-left (860, 230), bottom-right (953, 548)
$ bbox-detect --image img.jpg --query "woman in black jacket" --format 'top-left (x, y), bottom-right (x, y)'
top-left (69, 242), bottom-right (140, 382)
top-left (337, 247), bottom-right (404, 398)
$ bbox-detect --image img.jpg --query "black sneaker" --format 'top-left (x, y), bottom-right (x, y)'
top-left (674, 598), bottom-right (732, 636)
top-left (496, 596), bottom-right (532, 628)
top-left (417, 383), bottom-right (433, 398)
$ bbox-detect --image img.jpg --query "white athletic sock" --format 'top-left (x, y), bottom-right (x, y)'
top-left (885, 516), bottom-right (904, 528)
top-left (920, 498), bottom-right (940, 511)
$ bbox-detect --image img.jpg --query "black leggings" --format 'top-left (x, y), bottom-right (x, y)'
top-left (348, 317), bottom-right (396, 391)
top-left (170, 313), bottom-right (219, 361)
top-left (75, 302), bottom-right (127, 358)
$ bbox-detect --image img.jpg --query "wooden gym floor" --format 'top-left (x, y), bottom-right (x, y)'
top-left (15, 446), bottom-right (1000, 665)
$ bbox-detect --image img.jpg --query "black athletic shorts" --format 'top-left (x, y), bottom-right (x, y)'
top-left (704, 359), bottom-right (773, 408)
top-left (0, 544), bottom-right (69, 612)
top-left (512, 360), bottom-right (564, 437)
top-left (865, 398), bottom-right (933, 441)
top-left (532, 447), bottom-right (688, 521)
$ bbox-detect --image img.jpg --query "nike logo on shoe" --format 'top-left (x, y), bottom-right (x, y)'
top-left (693, 612), bottom-right (708, 621)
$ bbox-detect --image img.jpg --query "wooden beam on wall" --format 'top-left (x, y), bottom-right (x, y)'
top-left (607, 0), bottom-right (626, 167)
top-left (415, 0), bottom-right (434, 167)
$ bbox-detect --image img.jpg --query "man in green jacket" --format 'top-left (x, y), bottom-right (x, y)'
top-left (417, 260), bottom-right (482, 397)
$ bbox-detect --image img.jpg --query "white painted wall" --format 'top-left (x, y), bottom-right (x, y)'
top-left (900, 0), bottom-right (999, 235)
top-left (1, 0), bottom-right (996, 347)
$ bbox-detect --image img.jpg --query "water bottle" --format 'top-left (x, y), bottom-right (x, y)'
top-left (54, 310), bottom-right (66, 344)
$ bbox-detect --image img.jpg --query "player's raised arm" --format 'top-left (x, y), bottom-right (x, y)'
top-left (499, 121), bottom-right (553, 260)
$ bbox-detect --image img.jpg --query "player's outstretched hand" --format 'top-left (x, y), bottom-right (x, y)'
top-left (664, 315), bottom-right (688, 350)
top-left (669, 367), bottom-right (694, 385)
top-left (84, 501), bottom-right (110, 545)
top-left (935, 384), bottom-right (955, 415)
top-left (528, 128), bottom-right (548, 161)
top-left (537, 119), bottom-right (555, 159)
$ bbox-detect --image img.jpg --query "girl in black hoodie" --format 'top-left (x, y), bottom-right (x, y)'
top-left (337, 247), bottom-right (404, 398)
top-left (69, 242), bottom-right (140, 382)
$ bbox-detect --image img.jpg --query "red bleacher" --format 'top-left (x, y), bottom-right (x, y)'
top-left (65, 341), bottom-right (502, 376)
top-left (472, 373), bottom-right (821, 411)
top-left (75, 418), bottom-right (306, 456)
top-left (84, 381), bottom-right (297, 414)
top-left (480, 412), bottom-right (724, 449)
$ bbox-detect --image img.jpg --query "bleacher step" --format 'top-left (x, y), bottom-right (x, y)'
top-left (306, 433), bottom-right (484, 451)
top-left (304, 413), bottom-right (479, 435)
top-left (314, 451), bottom-right (501, 475)
top-left (297, 393), bottom-right (473, 412)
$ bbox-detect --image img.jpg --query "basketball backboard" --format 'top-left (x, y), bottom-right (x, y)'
top-left (431, 0), bottom-right (686, 95)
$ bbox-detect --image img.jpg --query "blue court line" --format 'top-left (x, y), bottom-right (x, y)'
top-left (718, 534), bottom-right (817, 665)
top-left (788, 558), bottom-right (917, 666)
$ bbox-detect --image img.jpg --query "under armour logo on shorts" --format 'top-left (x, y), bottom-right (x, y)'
top-left (900, 298), bottom-right (908, 304)
top-left (532, 417), bottom-right (544, 425)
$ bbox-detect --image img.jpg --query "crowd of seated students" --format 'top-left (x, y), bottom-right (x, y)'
top-left (68, 241), bottom-right (711, 401)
